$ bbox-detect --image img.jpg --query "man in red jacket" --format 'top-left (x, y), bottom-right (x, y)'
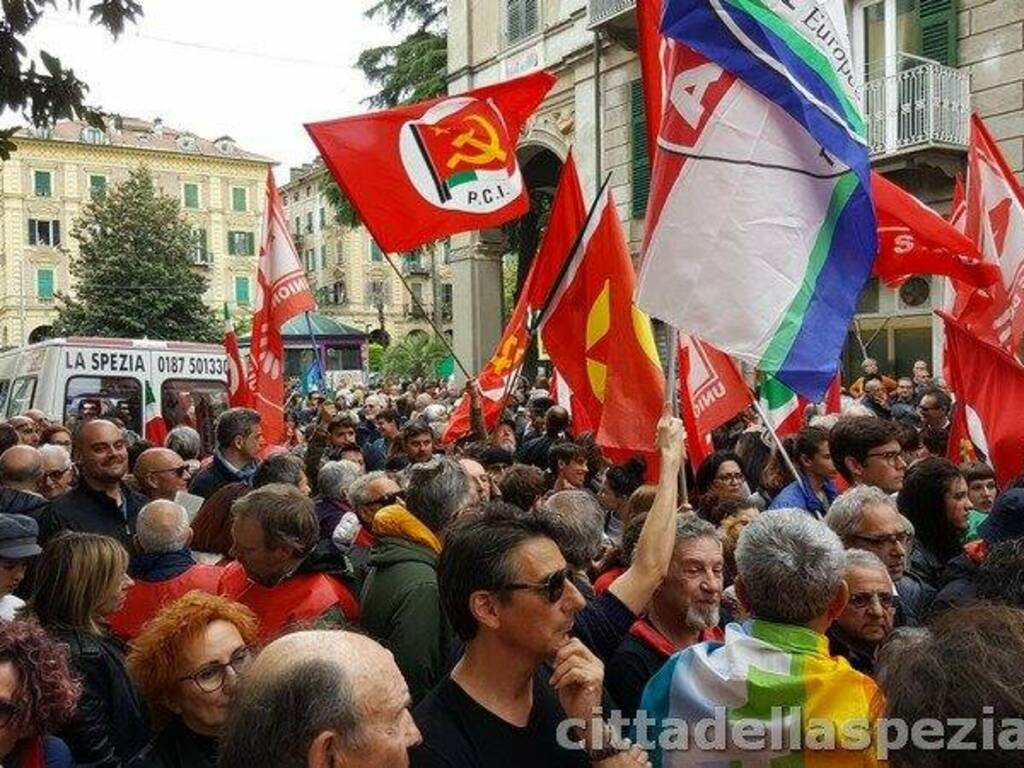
top-left (220, 483), bottom-right (359, 642)
top-left (108, 499), bottom-right (222, 640)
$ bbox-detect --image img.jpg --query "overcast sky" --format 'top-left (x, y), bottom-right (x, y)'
top-left (7, 0), bottom-right (399, 183)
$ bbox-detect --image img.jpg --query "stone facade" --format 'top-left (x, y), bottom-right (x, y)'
top-left (448, 0), bottom-right (1024, 379)
top-left (0, 117), bottom-right (271, 347)
top-left (280, 160), bottom-right (454, 343)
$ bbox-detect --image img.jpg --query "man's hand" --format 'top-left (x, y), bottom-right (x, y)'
top-left (595, 745), bottom-right (652, 767)
top-left (549, 639), bottom-right (604, 725)
top-left (655, 405), bottom-right (685, 466)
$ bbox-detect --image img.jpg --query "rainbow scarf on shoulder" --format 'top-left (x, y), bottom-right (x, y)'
top-left (639, 619), bottom-right (883, 767)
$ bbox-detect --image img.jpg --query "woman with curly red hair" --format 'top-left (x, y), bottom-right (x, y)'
top-left (126, 592), bottom-right (258, 768)
top-left (0, 618), bottom-right (80, 768)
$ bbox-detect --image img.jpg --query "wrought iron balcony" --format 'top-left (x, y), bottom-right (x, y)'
top-left (402, 259), bottom-right (430, 277)
top-left (862, 58), bottom-right (969, 159)
top-left (588, 0), bottom-right (635, 29)
top-left (404, 303), bottom-right (429, 320)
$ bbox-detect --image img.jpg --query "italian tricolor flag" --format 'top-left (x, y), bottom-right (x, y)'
top-left (144, 380), bottom-right (168, 444)
top-left (759, 373), bottom-right (842, 437)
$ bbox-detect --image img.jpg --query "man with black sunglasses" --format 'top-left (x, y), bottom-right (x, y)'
top-left (134, 447), bottom-right (193, 502)
top-left (414, 504), bottom-right (650, 767)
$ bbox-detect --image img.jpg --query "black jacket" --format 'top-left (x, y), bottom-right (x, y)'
top-left (127, 718), bottom-right (217, 768)
top-left (52, 630), bottom-right (149, 768)
top-left (38, 482), bottom-right (145, 549)
top-left (188, 453), bottom-right (249, 500)
top-left (930, 551), bottom-right (981, 614)
top-left (895, 575), bottom-right (934, 627)
top-left (0, 486), bottom-right (48, 518)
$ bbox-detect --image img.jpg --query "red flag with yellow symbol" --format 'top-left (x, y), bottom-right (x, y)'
top-left (540, 184), bottom-right (666, 453)
top-left (441, 154), bottom-right (588, 444)
top-left (305, 71), bottom-right (555, 254)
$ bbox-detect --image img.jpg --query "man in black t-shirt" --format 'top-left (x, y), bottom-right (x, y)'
top-left (411, 506), bottom-right (649, 768)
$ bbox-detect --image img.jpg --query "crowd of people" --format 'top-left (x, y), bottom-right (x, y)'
top-left (0, 359), bottom-right (1022, 767)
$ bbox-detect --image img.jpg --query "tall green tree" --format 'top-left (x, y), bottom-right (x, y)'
top-left (323, 0), bottom-right (447, 227)
top-left (380, 332), bottom-right (447, 379)
top-left (0, 0), bottom-right (143, 159)
top-left (54, 167), bottom-right (221, 342)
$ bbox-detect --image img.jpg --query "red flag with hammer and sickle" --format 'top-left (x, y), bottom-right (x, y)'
top-left (305, 71), bottom-right (555, 254)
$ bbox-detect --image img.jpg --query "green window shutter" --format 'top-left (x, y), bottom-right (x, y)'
top-left (194, 229), bottom-right (208, 261)
top-left (371, 240), bottom-right (383, 262)
top-left (320, 245), bottom-right (327, 269)
top-left (89, 175), bottom-right (106, 200)
top-left (232, 187), bottom-right (247, 211)
top-left (319, 207), bottom-right (326, 228)
top-left (235, 277), bottom-right (250, 304)
top-left (34, 171), bottom-right (51, 197)
top-left (184, 183), bottom-right (199, 208)
top-left (37, 268), bottom-right (54, 299)
top-left (227, 231), bottom-right (238, 256)
top-left (52, 220), bottom-right (60, 246)
top-left (246, 232), bottom-right (255, 256)
top-left (630, 79), bottom-right (651, 218)
top-left (920, 0), bottom-right (956, 66)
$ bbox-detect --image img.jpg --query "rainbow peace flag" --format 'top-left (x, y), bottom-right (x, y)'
top-left (635, 0), bottom-right (876, 400)
top-left (638, 620), bottom-right (883, 766)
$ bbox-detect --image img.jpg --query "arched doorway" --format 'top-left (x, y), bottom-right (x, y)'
top-left (510, 145), bottom-right (564, 297)
top-left (28, 325), bottom-right (53, 344)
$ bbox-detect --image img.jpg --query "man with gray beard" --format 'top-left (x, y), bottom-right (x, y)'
top-left (605, 514), bottom-right (724, 720)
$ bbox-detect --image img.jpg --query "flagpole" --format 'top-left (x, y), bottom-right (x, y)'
top-left (380, 250), bottom-right (472, 380)
top-left (750, 393), bottom-right (803, 485)
top-left (665, 326), bottom-right (690, 507)
top-left (303, 311), bottom-right (326, 393)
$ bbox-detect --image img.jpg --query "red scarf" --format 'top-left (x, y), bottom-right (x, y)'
top-left (628, 618), bottom-right (724, 657)
top-left (16, 736), bottom-right (46, 768)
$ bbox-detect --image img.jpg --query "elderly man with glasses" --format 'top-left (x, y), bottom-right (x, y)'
top-left (826, 485), bottom-right (932, 627)
top-left (134, 447), bottom-right (193, 502)
top-left (37, 444), bottom-right (75, 500)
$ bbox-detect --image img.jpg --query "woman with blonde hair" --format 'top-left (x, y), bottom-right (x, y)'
top-left (28, 531), bottom-right (148, 767)
top-left (126, 592), bottom-right (258, 768)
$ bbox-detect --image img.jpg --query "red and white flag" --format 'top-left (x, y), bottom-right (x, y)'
top-left (952, 115), bottom-right (1024, 353)
top-left (223, 303), bottom-right (254, 408)
top-left (941, 311), bottom-right (1024, 486)
top-left (248, 171), bottom-right (316, 445)
top-left (305, 72), bottom-right (555, 254)
top-left (678, 335), bottom-right (751, 465)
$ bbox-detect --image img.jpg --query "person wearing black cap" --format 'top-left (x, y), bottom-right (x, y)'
top-left (931, 488), bottom-right (1024, 613)
top-left (0, 513), bottom-right (42, 619)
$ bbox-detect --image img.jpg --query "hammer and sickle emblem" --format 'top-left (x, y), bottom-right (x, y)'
top-left (447, 114), bottom-right (507, 169)
top-left (491, 334), bottom-right (522, 375)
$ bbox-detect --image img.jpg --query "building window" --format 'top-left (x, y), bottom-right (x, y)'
top-left (81, 126), bottom-right (106, 144)
top-left (630, 79), bottom-right (651, 218)
top-left (36, 268), bottom-right (55, 300)
top-left (506, 0), bottom-right (539, 44)
top-left (294, 216), bottom-right (301, 237)
top-left (227, 231), bottom-right (255, 256)
top-left (367, 279), bottom-right (388, 307)
top-left (234, 276), bottom-right (250, 305)
top-left (27, 219), bottom-right (61, 247)
top-left (305, 211), bottom-right (314, 233)
top-left (305, 249), bottom-right (315, 272)
top-left (305, 185), bottom-right (311, 197)
top-left (231, 187), bottom-right (247, 212)
top-left (34, 170), bottom-right (52, 198)
top-left (88, 174), bottom-right (106, 201)
top-left (370, 240), bottom-right (384, 262)
top-left (183, 183), bottom-right (200, 209)
top-left (319, 207), bottom-right (326, 229)
top-left (320, 245), bottom-right (327, 269)
top-left (192, 228), bottom-right (209, 264)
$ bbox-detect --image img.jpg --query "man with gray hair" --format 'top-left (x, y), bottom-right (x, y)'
top-left (640, 510), bottom-right (882, 765)
top-left (606, 513), bottom-right (724, 720)
top-left (826, 485), bottom-right (931, 626)
top-left (107, 499), bottom-right (222, 640)
top-left (315, 460), bottom-right (362, 534)
top-left (361, 456), bottom-right (469, 704)
top-left (164, 424), bottom-right (202, 467)
top-left (827, 549), bottom-right (896, 674)
top-left (220, 630), bottom-right (421, 768)
top-left (37, 443), bottom-right (74, 500)
top-left (542, 490), bottom-right (606, 577)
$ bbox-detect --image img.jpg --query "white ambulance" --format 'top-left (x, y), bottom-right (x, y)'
top-left (0, 337), bottom-right (229, 454)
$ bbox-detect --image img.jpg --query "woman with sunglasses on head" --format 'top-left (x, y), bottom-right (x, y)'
top-left (897, 457), bottom-right (971, 591)
top-left (0, 618), bottom-right (79, 768)
top-left (27, 531), bottom-right (149, 767)
top-left (126, 592), bottom-right (258, 768)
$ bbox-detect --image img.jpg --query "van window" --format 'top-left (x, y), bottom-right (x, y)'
top-left (162, 380), bottom-right (230, 456)
top-left (65, 376), bottom-right (142, 434)
top-left (8, 377), bottom-right (36, 417)
top-left (0, 380), bottom-right (11, 416)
